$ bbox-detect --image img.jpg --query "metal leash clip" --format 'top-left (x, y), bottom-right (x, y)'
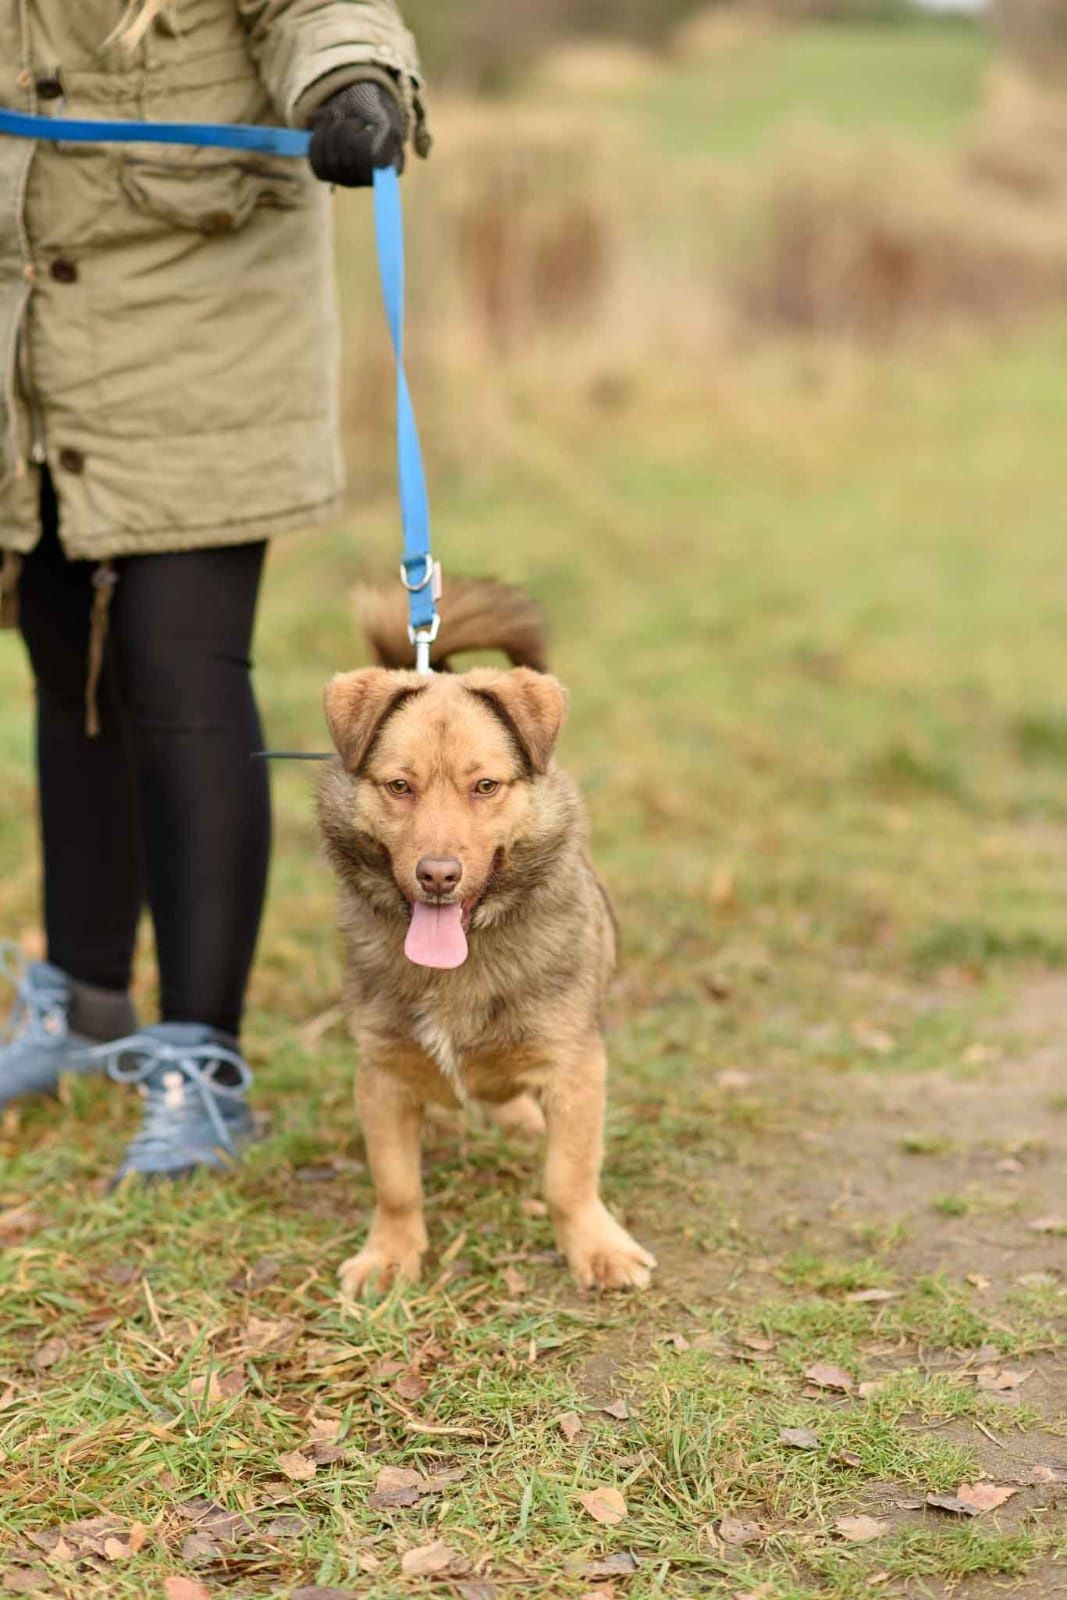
top-left (402, 557), bottom-right (442, 674)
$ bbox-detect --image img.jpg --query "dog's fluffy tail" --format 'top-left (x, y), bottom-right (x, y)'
top-left (353, 577), bottom-right (548, 672)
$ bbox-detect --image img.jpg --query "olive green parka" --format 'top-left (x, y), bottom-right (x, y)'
top-left (0, 0), bottom-right (426, 562)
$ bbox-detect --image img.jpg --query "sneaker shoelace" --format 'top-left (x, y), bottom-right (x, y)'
top-left (86, 1034), bottom-right (252, 1160)
top-left (0, 942), bottom-right (69, 1051)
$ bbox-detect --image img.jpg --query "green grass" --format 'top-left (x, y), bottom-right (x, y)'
top-left (2, 21), bottom-right (1066, 1600)
top-left (559, 21), bottom-right (991, 162)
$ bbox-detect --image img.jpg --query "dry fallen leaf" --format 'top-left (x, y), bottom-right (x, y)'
top-left (578, 1486), bottom-right (627, 1526)
top-left (926, 1482), bottom-right (1019, 1518)
top-left (177, 1497), bottom-right (253, 1545)
top-left (976, 1368), bottom-right (1031, 1393)
top-left (715, 1069), bottom-right (751, 1091)
top-left (709, 863), bottom-right (736, 908)
top-left (182, 1532), bottom-right (223, 1563)
top-left (1032, 1464), bottom-right (1067, 1484)
top-left (805, 1362), bottom-right (854, 1393)
top-left (926, 1493), bottom-right (979, 1518)
top-left (376, 1465), bottom-right (425, 1492)
top-left (395, 1370), bottom-right (428, 1402)
top-left (703, 970), bottom-right (733, 1002)
top-left (0, 1205), bottom-right (42, 1243)
top-left (277, 1450), bottom-right (316, 1482)
top-left (658, 1331), bottom-right (691, 1351)
top-left (583, 1552), bottom-right (640, 1578)
top-left (399, 1539), bottom-right (457, 1577)
top-left (0, 1572), bottom-right (55, 1596)
top-left (957, 1483), bottom-right (1019, 1513)
top-left (834, 1515), bottom-right (889, 1543)
top-left (308, 1414), bottom-right (342, 1442)
top-left (242, 1314), bottom-right (299, 1352)
top-left (779, 1427), bottom-right (820, 1450)
top-left (217, 1366), bottom-right (245, 1400)
top-left (858, 1380), bottom-right (886, 1400)
top-left (308, 1441), bottom-right (346, 1465)
top-left (423, 1467), bottom-right (465, 1491)
top-left (852, 1023), bottom-right (895, 1055)
top-left (601, 1397), bottom-right (630, 1420)
top-left (163, 1579), bottom-right (212, 1600)
top-left (558, 1411), bottom-right (583, 1444)
top-left (189, 1372), bottom-right (222, 1406)
top-left (502, 1266), bottom-right (529, 1297)
top-left (368, 1464), bottom-right (427, 1509)
top-left (718, 1517), bottom-right (764, 1546)
top-left (33, 1337), bottom-right (70, 1371)
top-left (738, 1335), bottom-right (775, 1353)
top-left (290, 1588), bottom-right (360, 1600)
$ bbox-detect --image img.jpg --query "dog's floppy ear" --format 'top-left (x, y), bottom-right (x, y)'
top-left (464, 667), bottom-right (569, 775)
top-left (324, 669), bottom-right (422, 773)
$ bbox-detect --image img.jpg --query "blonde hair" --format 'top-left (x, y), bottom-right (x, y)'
top-left (111, 0), bottom-right (172, 48)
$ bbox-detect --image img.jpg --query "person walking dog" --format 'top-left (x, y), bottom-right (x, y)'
top-left (0, 0), bottom-right (427, 1180)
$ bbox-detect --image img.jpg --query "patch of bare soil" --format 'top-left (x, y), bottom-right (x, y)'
top-left (636, 977), bottom-right (1066, 1596)
top-left (697, 977), bottom-right (1066, 1297)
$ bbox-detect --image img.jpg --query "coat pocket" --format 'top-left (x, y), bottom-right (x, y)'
top-left (120, 153), bottom-right (309, 236)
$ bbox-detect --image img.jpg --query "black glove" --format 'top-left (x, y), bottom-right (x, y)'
top-left (307, 80), bottom-right (406, 188)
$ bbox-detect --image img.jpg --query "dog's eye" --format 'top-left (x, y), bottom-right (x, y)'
top-left (473, 778), bottom-right (501, 796)
top-left (385, 779), bottom-right (412, 797)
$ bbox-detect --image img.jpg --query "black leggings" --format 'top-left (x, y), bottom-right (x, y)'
top-left (18, 472), bottom-right (271, 1038)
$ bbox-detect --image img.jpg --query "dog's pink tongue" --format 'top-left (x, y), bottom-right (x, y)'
top-left (405, 901), bottom-right (468, 969)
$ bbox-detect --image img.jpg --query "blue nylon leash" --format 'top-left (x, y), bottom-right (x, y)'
top-left (0, 106), bottom-right (311, 158)
top-left (0, 106), bottom-right (438, 671)
top-left (372, 163), bottom-right (437, 667)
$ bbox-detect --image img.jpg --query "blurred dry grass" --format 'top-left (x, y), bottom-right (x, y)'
top-left (741, 128), bottom-right (1067, 339)
top-left (336, 22), bottom-right (1067, 488)
top-left (993, 0), bottom-right (1067, 83)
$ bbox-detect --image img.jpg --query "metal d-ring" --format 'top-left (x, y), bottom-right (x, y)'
top-left (400, 555), bottom-right (434, 592)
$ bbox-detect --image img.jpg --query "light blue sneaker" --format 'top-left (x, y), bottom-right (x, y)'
top-left (89, 1023), bottom-right (255, 1183)
top-left (0, 947), bottom-right (101, 1108)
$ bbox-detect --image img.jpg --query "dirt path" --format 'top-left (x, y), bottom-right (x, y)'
top-left (658, 977), bottom-right (1067, 1595)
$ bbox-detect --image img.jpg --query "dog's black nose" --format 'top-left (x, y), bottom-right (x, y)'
top-left (416, 856), bottom-right (463, 895)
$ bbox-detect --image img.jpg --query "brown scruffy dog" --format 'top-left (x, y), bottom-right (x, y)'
top-left (317, 580), bottom-right (656, 1296)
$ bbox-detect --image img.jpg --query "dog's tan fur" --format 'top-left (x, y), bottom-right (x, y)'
top-left (318, 581), bottom-right (655, 1295)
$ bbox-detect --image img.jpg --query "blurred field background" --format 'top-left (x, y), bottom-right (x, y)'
top-left (2, 3), bottom-right (1067, 1597)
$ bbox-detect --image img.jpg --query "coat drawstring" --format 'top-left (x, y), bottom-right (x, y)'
top-left (0, 549), bottom-right (22, 630)
top-left (85, 560), bottom-right (117, 738)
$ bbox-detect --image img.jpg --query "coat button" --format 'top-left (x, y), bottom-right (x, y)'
top-left (58, 447), bottom-right (85, 474)
top-left (35, 76), bottom-right (63, 100)
top-left (50, 259), bottom-right (77, 284)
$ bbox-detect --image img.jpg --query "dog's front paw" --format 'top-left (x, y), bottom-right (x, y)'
top-left (555, 1203), bottom-right (656, 1292)
top-left (339, 1233), bottom-right (425, 1299)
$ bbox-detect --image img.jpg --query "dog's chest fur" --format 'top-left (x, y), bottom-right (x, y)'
top-left (410, 1005), bottom-right (468, 1101)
